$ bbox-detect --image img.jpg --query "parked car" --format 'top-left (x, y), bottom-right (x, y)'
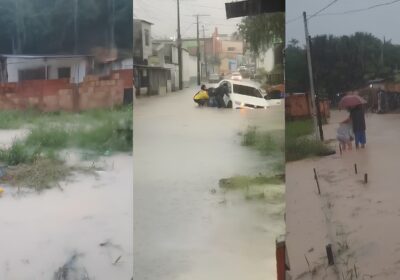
top-left (216, 79), bottom-right (270, 109)
top-left (208, 73), bottom-right (221, 83)
top-left (230, 72), bottom-right (242, 81)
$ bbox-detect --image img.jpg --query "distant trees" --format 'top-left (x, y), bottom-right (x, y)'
top-left (286, 32), bottom-right (400, 101)
top-left (0, 0), bottom-right (132, 55)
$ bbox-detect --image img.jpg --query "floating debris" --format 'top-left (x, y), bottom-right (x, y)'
top-left (53, 253), bottom-right (90, 280)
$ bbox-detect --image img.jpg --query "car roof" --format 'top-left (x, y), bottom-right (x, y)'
top-left (220, 79), bottom-right (262, 88)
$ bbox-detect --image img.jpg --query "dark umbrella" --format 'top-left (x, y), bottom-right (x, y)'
top-left (339, 95), bottom-right (367, 109)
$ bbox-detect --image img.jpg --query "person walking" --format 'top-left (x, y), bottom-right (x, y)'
top-left (341, 105), bottom-right (366, 149)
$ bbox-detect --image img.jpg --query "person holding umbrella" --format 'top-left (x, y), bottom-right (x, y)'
top-left (339, 94), bottom-right (367, 149)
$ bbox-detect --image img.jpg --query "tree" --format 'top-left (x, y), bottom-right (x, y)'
top-left (0, 0), bottom-right (132, 55)
top-left (238, 12), bottom-right (284, 55)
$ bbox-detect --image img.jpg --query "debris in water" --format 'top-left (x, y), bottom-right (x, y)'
top-left (113, 255), bottom-right (122, 265)
top-left (53, 253), bottom-right (90, 280)
top-left (210, 188), bottom-right (216, 194)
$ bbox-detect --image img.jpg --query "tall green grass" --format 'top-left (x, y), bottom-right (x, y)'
top-left (285, 119), bottom-right (333, 161)
top-left (241, 126), bottom-right (284, 155)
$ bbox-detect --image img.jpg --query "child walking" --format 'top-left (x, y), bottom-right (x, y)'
top-left (337, 122), bottom-right (354, 151)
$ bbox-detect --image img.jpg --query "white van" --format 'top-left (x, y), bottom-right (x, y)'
top-left (217, 79), bottom-right (270, 109)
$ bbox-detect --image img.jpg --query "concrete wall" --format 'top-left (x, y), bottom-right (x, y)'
top-left (5, 57), bottom-right (88, 83)
top-left (0, 71), bottom-right (125, 112)
top-left (112, 58), bottom-right (133, 70)
top-left (182, 50), bottom-right (197, 87)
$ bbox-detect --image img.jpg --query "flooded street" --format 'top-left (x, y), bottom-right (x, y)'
top-left (286, 110), bottom-right (400, 279)
top-left (133, 86), bottom-right (284, 280)
top-left (0, 133), bottom-right (133, 279)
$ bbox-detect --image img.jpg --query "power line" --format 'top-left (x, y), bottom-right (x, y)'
top-left (317, 0), bottom-right (400, 16)
top-left (307, 0), bottom-right (339, 20)
top-left (286, 15), bottom-right (303, 24)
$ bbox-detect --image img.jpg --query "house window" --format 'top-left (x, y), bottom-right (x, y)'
top-left (18, 67), bottom-right (46, 81)
top-left (58, 67), bottom-right (71, 78)
top-left (227, 47), bottom-right (236, 51)
top-left (145, 29), bottom-right (150, 46)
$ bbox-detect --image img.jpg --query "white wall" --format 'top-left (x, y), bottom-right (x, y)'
top-left (171, 45), bottom-right (178, 64)
top-left (182, 50), bottom-right (197, 86)
top-left (111, 58), bottom-right (133, 70)
top-left (6, 57), bottom-right (87, 83)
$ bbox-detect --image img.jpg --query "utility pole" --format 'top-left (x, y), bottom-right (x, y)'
top-left (74, 0), bottom-right (78, 54)
top-left (309, 36), bottom-right (324, 141)
top-left (194, 14), bottom-right (209, 85)
top-left (196, 15), bottom-right (201, 85)
top-left (303, 11), bottom-right (320, 141)
top-left (177, 0), bottom-right (183, 90)
top-left (202, 25), bottom-right (208, 81)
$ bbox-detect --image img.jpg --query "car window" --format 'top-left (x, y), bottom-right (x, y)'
top-left (233, 84), bottom-right (262, 98)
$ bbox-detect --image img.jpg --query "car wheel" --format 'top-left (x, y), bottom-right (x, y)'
top-left (227, 101), bottom-right (232, 108)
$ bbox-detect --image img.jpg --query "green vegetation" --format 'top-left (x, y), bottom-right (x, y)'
top-left (241, 126), bottom-right (284, 155)
top-left (241, 126), bottom-right (284, 175)
top-left (238, 13), bottom-right (284, 55)
top-left (219, 175), bottom-right (283, 189)
top-left (0, 106), bottom-right (132, 190)
top-left (0, 0), bottom-right (132, 54)
top-left (0, 157), bottom-right (97, 191)
top-left (219, 175), bottom-right (284, 203)
top-left (286, 33), bottom-right (400, 100)
top-left (286, 119), bottom-right (333, 162)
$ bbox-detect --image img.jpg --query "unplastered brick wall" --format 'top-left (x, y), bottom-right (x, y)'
top-left (0, 72), bottom-right (125, 112)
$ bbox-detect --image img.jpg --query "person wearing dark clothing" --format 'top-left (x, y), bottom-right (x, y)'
top-left (349, 105), bottom-right (366, 148)
top-left (215, 84), bottom-right (229, 108)
top-left (341, 104), bottom-right (366, 149)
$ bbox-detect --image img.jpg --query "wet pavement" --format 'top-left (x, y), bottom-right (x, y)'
top-left (133, 86), bottom-right (285, 280)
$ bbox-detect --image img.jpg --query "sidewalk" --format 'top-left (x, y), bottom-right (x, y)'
top-left (286, 110), bottom-right (400, 279)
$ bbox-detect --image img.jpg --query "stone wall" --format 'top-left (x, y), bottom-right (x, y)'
top-left (0, 70), bottom-right (131, 112)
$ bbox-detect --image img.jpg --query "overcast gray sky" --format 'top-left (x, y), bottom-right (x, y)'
top-left (287, 0), bottom-right (400, 45)
top-left (134, 0), bottom-right (242, 39)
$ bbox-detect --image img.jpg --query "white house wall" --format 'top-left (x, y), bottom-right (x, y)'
top-left (182, 51), bottom-right (197, 87)
top-left (6, 57), bottom-right (87, 83)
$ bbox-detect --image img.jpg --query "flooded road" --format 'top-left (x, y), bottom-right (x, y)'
top-left (0, 132), bottom-right (133, 280)
top-left (133, 86), bottom-right (285, 280)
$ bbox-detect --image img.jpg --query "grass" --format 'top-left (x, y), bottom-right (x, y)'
top-left (285, 119), bottom-right (314, 139)
top-left (241, 126), bottom-right (284, 155)
top-left (0, 157), bottom-right (73, 191)
top-left (0, 106), bottom-right (132, 190)
top-left (219, 175), bottom-right (283, 189)
top-left (219, 175), bottom-right (284, 203)
top-left (286, 119), bottom-right (333, 162)
top-left (240, 126), bottom-right (284, 174)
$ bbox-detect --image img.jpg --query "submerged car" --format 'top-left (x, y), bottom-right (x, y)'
top-left (216, 79), bottom-right (270, 109)
top-left (264, 90), bottom-right (284, 106)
